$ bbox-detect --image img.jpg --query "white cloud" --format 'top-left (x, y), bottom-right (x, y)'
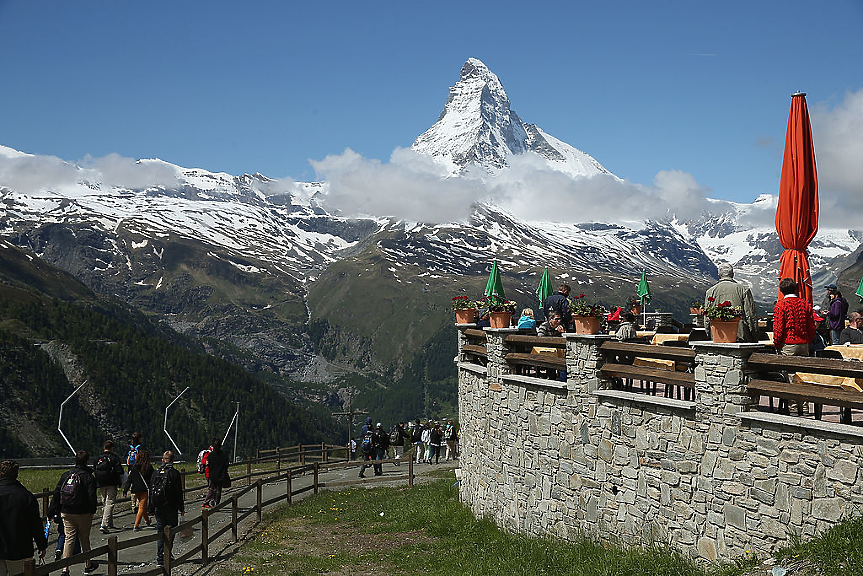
top-left (80, 154), bottom-right (178, 189)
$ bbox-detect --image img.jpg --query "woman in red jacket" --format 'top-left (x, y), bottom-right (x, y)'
top-left (773, 278), bottom-right (815, 356)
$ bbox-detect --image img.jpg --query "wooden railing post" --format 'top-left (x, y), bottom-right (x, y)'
top-left (231, 494), bottom-right (239, 542)
top-left (256, 479), bottom-right (262, 522)
top-left (247, 460), bottom-right (251, 486)
top-left (277, 447), bottom-right (281, 471)
top-left (256, 447), bottom-right (260, 461)
top-left (108, 535), bottom-right (118, 576)
top-left (201, 508), bottom-right (209, 564)
top-left (22, 558), bottom-right (35, 576)
top-left (163, 525), bottom-right (173, 575)
top-left (41, 487), bottom-right (49, 518)
top-left (313, 462), bottom-right (319, 494)
top-left (286, 469), bottom-right (292, 505)
top-left (409, 455), bottom-right (414, 487)
top-left (300, 444), bottom-right (305, 465)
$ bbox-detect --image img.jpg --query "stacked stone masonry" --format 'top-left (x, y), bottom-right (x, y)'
top-left (456, 328), bottom-right (863, 562)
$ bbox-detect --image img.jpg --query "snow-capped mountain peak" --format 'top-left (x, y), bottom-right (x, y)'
top-left (411, 58), bottom-right (613, 179)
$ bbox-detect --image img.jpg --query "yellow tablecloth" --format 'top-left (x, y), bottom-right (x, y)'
top-left (531, 346), bottom-right (565, 358)
top-left (793, 345), bottom-right (863, 392)
top-left (633, 356), bottom-right (675, 371)
top-left (651, 333), bottom-right (689, 346)
top-left (636, 331), bottom-right (656, 339)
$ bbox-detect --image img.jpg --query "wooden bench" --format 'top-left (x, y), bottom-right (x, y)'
top-left (503, 334), bottom-right (566, 378)
top-left (599, 341), bottom-right (696, 399)
top-left (461, 328), bottom-right (488, 365)
top-left (747, 352), bottom-right (863, 423)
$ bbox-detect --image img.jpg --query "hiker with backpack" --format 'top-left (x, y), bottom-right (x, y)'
top-left (411, 419), bottom-right (424, 464)
top-left (444, 420), bottom-right (458, 461)
top-left (122, 449), bottom-right (153, 531)
top-left (94, 440), bottom-right (124, 533)
top-left (387, 422), bottom-right (408, 465)
top-left (49, 450), bottom-right (98, 575)
top-left (370, 423), bottom-right (390, 476)
top-left (429, 422), bottom-right (443, 465)
top-left (357, 417), bottom-right (374, 478)
top-left (0, 460), bottom-right (48, 576)
top-left (149, 451), bottom-right (184, 567)
top-left (126, 432), bottom-right (144, 510)
top-left (201, 438), bottom-right (229, 509)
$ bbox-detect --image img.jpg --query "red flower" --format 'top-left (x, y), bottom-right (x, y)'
top-left (707, 296), bottom-right (715, 302)
top-left (580, 294), bottom-right (585, 299)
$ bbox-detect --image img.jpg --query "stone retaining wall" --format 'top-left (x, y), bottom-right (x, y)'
top-left (456, 328), bottom-right (863, 561)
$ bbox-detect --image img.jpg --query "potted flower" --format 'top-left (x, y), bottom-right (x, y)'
top-left (625, 295), bottom-right (643, 315)
top-left (704, 296), bottom-right (743, 343)
top-left (479, 295), bottom-right (518, 328)
top-left (570, 294), bottom-right (607, 334)
top-left (690, 300), bottom-right (704, 315)
top-left (451, 295), bottom-right (478, 324)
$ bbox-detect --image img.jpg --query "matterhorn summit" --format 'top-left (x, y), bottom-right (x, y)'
top-left (411, 58), bottom-right (613, 179)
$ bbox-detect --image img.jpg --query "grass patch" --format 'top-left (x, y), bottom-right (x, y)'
top-left (17, 467), bottom-right (66, 494)
top-left (223, 470), bottom-right (710, 576)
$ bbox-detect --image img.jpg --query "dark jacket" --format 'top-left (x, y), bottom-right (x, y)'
top-left (543, 292), bottom-right (571, 328)
top-left (372, 429), bottom-right (389, 450)
top-left (204, 450), bottom-right (229, 484)
top-left (429, 428), bottom-right (442, 445)
top-left (828, 295), bottom-right (849, 331)
top-left (49, 465), bottom-right (98, 516)
top-left (149, 464), bottom-right (184, 515)
top-left (123, 462), bottom-right (154, 496)
top-left (0, 478), bottom-right (48, 560)
top-left (839, 327), bottom-right (863, 345)
top-left (93, 451), bottom-right (124, 488)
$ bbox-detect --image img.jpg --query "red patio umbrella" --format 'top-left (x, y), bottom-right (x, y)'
top-left (775, 92), bottom-right (819, 305)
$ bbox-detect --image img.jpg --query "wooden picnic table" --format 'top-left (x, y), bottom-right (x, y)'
top-left (794, 345), bottom-right (863, 392)
top-left (650, 333), bottom-right (688, 346)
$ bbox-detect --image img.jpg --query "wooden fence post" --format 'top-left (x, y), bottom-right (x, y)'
top-left (201, 508), bottom-right (209, 565)
top-left (256, 447), bottom-right (260, 461)
top-left (41, 487), bottom-right (49, 518)
top-left (300, 444), bottom-right (305, 465)
top-left (256, 480), bottom-right (262, 522)
top-left (22, 558), bottom-right (35, 576)
top-left (409, 455), bottom-right (414, 487)
top-left (163, 525), bottom-right (173, 575)
top-left (247, 460), bottom-right (251, 487)
top-left (313, 462), bottom-right (319, 494)
top-left (108, 535), bottom-right (118, 576)
top-left (276, 447), bottom-right (281, 471)
top-left (231, 494), bottom-right (239, 542)
top-left (286, 469), bottom-right (292, 505)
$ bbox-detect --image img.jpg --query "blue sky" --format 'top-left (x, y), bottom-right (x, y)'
top-left (1, 0), bottom-right (861, 206)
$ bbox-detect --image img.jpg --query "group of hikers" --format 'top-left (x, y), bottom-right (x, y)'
top-left (352, 418), bottom-right (458, 477)
top-left (0, 432), bottom-right (232, 574)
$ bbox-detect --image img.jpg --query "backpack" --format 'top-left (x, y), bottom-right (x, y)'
top-left (360, 430), bottom-right (374, 455)
top-left (149, 467), bottom-right (173, 508)
top-left (126, 444), bottom-right (141, 468)
top-left (94, 453), bottom-right (114, 483)
top-left (389, 425), bottom-right (401, 445)
top-left (196, 448), bottom-right (212, 475)
top-left (411, 425), bottom-right (422, 443)
top-left (59, 471), bottom-right (84, 508)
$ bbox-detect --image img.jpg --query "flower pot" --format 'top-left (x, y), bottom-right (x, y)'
top-left (489, 312), bottom-right (512, 329)
top-left (455, 308), bottom-right (476, 324)
top-left (710, 319), bottom-right (740, 343)
top-left (573, 316), bottom-right (601, 335)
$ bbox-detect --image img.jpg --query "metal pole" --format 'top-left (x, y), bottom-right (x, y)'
top-left (164, 386), bottom-right (189, 455)
top-left (58, 382), bottom-right (86, 455)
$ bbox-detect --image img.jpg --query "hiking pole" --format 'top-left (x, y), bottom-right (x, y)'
top-left (223, 404), bottom-right (239, 462)
top-left (164, 387), bottom-right (189, 455)
top-left (58, 381), bottom-right (86, 455)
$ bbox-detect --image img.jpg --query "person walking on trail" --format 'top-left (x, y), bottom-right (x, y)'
top-left (0, 460), bottom-right (48, 576)
top-left (50, 450), bottom-right (98, 575)
top-left (411, 419), bottom-right (424, 464)
top-left (93, 440), bottom-right (124, 533)
top-left (421, 422), bottom-right (433, 463)
top-left (126, 432), bottom-right (144, 510)
top-left (388, 422), bottom-right (408, 465)
top-left (429, 422), bottom-right (443, 464)
top-left (825, 284), bottom-right (849, 344)
top-left (122, 449), bottom-right (153, 531)
top-left (358, 417), bottom-right (374, 478)
top-left (149, 451), bottom-right (184, 567)
top-left (371, 423), bottom-right (389, 476)
top-left (444, 420), bottom-right (458, 461)
top-left (704, 263), bottom-right (758, 343)
top-left (202, 438), bottom-right (229, 509)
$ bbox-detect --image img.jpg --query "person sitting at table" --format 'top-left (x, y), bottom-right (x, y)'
top-left (536, 311), bottom-right (565, 337)
top-left (838, 312), bottom-right (863, 345)
top-left (475, 311), bottom-right (491, 328)
top-left (615, 312), bottom-right (638, 342)
top-left (773, 278), bottom-right (815, 357)
top-left (517, 308), bottom-right (537, 329)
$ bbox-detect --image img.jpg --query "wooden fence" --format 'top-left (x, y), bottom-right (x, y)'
top-left (22, 443), bottom-right (414, 576)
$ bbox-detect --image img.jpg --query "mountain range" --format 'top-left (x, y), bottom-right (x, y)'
top-left (2, 57), bottom-right (861, 450)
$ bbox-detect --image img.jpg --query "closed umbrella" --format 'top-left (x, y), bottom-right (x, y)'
top-left (535, 267), bottom-right (552, 309)
top-left (775, 92), bottom-right (819, 305)
top-left (485, 260), bottom-right (505, 299)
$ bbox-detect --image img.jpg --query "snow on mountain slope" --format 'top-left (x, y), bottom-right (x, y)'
top-left (412, 58), bottom-right (613, 178)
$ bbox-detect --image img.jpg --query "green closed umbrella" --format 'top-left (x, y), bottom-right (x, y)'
top-left (536, 267), bottom-right (552, 307)
top-left (856, 277), bottom-right (863, 303)
top-left (485, 260), bottom-right (505, 299)
top-left (637, 270), bottom-right (651, 306)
